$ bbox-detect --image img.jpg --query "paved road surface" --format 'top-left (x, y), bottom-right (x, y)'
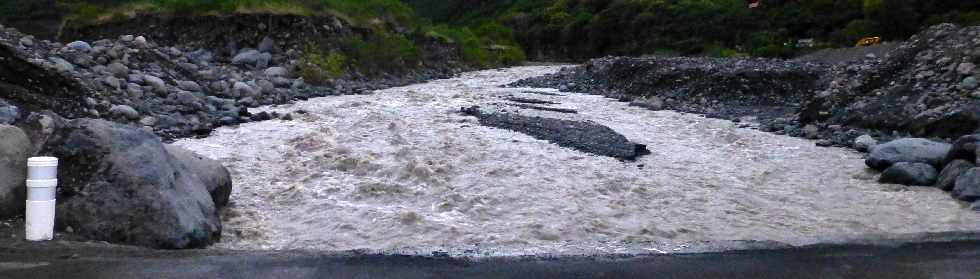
top-left (0, 237), bottom-right (978, 278)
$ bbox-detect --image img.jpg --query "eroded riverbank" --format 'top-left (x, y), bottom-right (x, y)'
top-left (174, 66), bottom-right (980, 255)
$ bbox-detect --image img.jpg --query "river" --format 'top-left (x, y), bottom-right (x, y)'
top-left (174, 66), bottom-right (980, 255)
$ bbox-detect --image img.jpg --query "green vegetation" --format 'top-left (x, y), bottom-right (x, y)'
top-left (47, 0), bottom-right (416, 27)
top-left (6, 0), bottom-right (976, 65)
top-left (422, 22), bottom-right (525, 67)
top-left (405, 0), bottom-right (980, 59)
top-left (296, 47), bottom-right (347, 83)
top-left (342, 32), bottom-right (420, 74)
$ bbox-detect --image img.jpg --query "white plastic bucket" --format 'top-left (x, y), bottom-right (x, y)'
top-left (27, 157), bottom-right (58, 180)
top-left (26, 179), bottom-right (57, 201)
top-left (25, 200), bottom-right (55, 241)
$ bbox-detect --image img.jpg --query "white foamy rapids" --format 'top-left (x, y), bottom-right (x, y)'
top-left (175, 66), bottom-right (980, 255)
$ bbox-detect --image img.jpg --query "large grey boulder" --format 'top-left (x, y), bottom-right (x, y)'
top-left (945, 134), bottom-right (979, 164)
top-left (0, 125), bottom-right (30, 217)
top-left (165, 145), bottom-right (232, 208)
top-left (936, 160), bottom-right (975, 191)
top-left (953, 168), bottom-right (980, 201)
top-left (41, 119), bottom-right (221, 249)
top-left (866, 138), bottom-right (951, 170)
top-left (878, 162), bottom-right (938, 186)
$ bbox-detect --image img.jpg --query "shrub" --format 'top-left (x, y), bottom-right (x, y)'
top-left (296, 47), bottom-right (347, 83)
top-left (342, 32), bottom-right (420, 74)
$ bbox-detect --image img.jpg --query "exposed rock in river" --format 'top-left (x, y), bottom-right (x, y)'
top-left (461, 106), bottom-right (649, 160)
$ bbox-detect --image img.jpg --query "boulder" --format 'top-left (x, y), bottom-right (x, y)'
top-left (945, 134), bottom-right (979, 164)
top-left (257, 37), bottom-right (275, 53)
top-left (0, 125), bottom-right (30, 217)
top-left (232, 82), bottom-right (257, 98)
top-left (107, 62), bottom-right (129, 77)
top-left (0, 102), bottom-right (19, 125)
top-left (143, 75), bottom-right (167, 93)
top-left (853, 134), bottom-right (877, 152)
top-left (957, 62), bottom-right (976, 75)
top-left (232, 49), bottom-right (262, 66)
top-left (264, 67), bottom-right (288, 77)
top-left (164, 145), bottom-right (232, 208)
top-left (963, 76), bottom-right (979, 90)
top-left (41, 119), bottom-right (221, 249)
top-left (109, 105), bottom-right (140, 120)
top-left (17, 112), bottom-right (67, 155)
top-left (866, 138), bottom-right (951, 170)
top-left (49, 57), bottom-right (74, 72)
top-left (66, 41), bottom-right (92, 52)
top-left (937, 160), bottom-right (975, 191)
top-left (879, 162), bottom-right (938, 186)
top-left (953, 168), bottom-right (980, 201)
top-left (802, 124), bottom-right (820, 139)
top-left (177, 80), bottom-right (202, 92)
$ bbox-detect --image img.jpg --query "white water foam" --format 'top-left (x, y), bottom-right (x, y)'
top-left (175, 66), bottom-right (980, 255)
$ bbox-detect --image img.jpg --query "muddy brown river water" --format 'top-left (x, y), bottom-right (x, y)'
top-left (174, 66), bottom-right (980, 255)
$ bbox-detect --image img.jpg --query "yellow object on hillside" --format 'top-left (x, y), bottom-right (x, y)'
top-left (856, 37), bottom-right (882, 47)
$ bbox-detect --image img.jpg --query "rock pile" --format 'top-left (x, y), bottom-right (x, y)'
top-left (867, 135), bottom-right (980, 210)
top-left (802, 23), bottom-right (980, 144)
top-left (0, 24), bottom-right (323, 139)
top-left (510, 56), bottom-right (826, 125)
top-left (0, 23), bottom-right (461, 140)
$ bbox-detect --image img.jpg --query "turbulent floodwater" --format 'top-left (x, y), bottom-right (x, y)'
top-left (175, 66), bottom-right (980, 255)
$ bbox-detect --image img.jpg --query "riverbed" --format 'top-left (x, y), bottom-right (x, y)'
top-left (174, 66), bottom-right (980, 255)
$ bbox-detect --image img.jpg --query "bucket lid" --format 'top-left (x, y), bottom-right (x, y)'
top-left (26, 179), bottom-right (57, 188)
top-left (27, 157), bottom-right (58, 167)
